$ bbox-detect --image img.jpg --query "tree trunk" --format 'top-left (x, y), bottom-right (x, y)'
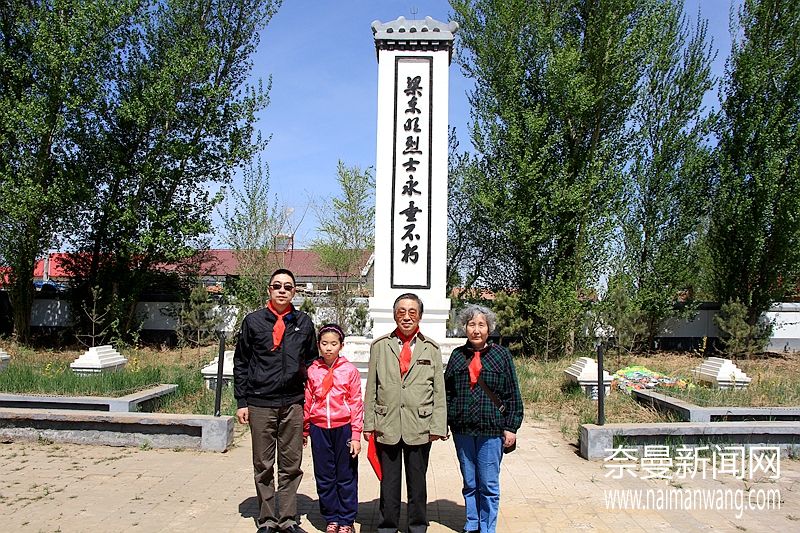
top-left (10, 274), bottom-right (34, 345)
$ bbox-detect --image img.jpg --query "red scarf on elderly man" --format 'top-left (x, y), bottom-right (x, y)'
top-left (395, 326), bottom-right (419, 377)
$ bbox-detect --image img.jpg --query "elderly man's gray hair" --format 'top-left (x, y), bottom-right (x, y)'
top-left (458, 304), bottom-right (497, 333)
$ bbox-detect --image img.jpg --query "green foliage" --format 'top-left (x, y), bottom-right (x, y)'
top-left (706, 0), bottom-right (800, 325)
top-left (299, 297), bottom-right (317, 327)
top-left (0, 0), bottom-right (138, 342)
top-left (350, 302), bottom-right (370, 337)
top-left (75, 286), bottom-right (117, 348)
top-left (530, 280), bottom-right (585, 359)
top-left (177, 285), bottom-right (217, 348)
top-left (311, 161), bottom-right (374, 333)
top-left (596, 274), bottom-right (646, 365)
top-left (491, 291), bottom-right (532, 354)
top-left (61, 0), bottom-right (281, 341)
top-left (220, 157), bottom-right (290, 313)
top-left (452, 0), bottom-right (686, 357)
top-left (619, 0), bottom-right (715, 347)
top-left (713, 299), bottom-right (772, 358)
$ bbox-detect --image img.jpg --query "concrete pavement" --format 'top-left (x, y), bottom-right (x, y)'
top-left (1, 419), bottom-right (798, 532)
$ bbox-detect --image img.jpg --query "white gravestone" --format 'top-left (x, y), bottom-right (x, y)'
top-left (201, 350), bottom-right (234, 390)
top-left (0, 348), bottom-right (9, 371)
top-left (564, 357), bottom-right (612, 399)
top-left (368, 17), bottom-right (459, 343)
top-left (691, 357), bottom-right (752, 389)
top-left (70, 345), bottom-right (127, 375)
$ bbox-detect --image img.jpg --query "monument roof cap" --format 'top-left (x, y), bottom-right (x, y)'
top-left (372, 16), bottom-right (458, 43)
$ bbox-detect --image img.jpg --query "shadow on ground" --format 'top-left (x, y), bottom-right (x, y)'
top-left (239, 495), bottom-right (464, 532)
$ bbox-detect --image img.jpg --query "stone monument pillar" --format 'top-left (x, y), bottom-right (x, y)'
top-left (369, 16), bottom-right (458, 343)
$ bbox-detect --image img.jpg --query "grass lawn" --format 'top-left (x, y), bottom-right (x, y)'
top-left (2, 340), bottom-right (799, 444)
top-left (515, 350), bottom-right (800, 443)
top-left (0, 342), bottom-right (238, 417)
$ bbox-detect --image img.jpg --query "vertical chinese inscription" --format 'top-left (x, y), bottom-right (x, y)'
top-left (391, 57), bottom-right (432, 288)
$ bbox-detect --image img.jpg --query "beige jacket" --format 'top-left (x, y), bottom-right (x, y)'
top-left (363, 331), bottom-right (447, 446)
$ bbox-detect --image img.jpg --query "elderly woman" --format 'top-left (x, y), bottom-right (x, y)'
top-left (444, 304), bottom-right (524, 533)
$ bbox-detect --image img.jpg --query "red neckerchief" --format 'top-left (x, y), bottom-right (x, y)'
top-left (395, 327), bottom-right (419, 377)
top-left (267, 301), bottom-right (292, 350)
top-left (468, 344), bottom-right (490, 389)
top-left (318, 357), bottom-right (339, 399)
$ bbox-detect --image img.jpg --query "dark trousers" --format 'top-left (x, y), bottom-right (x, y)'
top-left (377, 440), bottom-right (432, 533)
top-left (249, 404), bottom-right (304, 530)
top-left (310, 423), bottom-right (358, 526)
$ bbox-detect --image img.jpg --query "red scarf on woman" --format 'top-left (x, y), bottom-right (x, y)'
top-left (468, 345), bottom-right (489, 389)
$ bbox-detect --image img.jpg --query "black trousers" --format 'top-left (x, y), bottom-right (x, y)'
top-left (377, 440), bottom-right (432, 533)
top-left (309, 423), bottom-right (358, 526)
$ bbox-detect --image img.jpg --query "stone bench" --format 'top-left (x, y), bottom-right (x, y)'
top-left (0, 384), bottom-right (178, 412)
top-left (580, 421), bottom-right (800, 460)
top-left (632, 389), bottom-right (800, 422)
top-left (0, 407), bottom-right (233, 452)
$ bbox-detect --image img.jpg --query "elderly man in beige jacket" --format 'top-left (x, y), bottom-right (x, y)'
top-left (363, 292), bottom-right (447, 533)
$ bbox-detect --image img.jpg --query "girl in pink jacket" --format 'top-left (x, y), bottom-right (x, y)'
top-left (303, 323), bottom-right (363, 533)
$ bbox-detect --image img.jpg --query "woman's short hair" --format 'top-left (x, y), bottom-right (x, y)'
top-left (458, 304), bottom-right (497, 333)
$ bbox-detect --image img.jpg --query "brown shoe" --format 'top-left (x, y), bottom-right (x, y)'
top-left (326, 523), bottom-right (339, 533)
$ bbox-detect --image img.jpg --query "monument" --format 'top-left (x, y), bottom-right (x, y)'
top-left (368, 16), bottom-right (459, 351)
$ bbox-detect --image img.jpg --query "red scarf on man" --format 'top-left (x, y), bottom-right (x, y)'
top-left (267, 301), bottom-right (292, 350)
top-left (396, 327), bottom-right (419, 377)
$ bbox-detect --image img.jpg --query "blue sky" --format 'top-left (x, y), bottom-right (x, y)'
top-left (215, 0), bottom-right (736, 248)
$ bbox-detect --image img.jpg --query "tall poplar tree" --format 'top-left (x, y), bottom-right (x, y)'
top-left (311, 161), bottom-right (375, 332)
top-left (620, 0), bottom-right (715, 348)
top-left (67, 0), bottom-right (281, 337)
top-left (0, 0), bottom-right (136, 343)
top-left (452, 0), bottom-right (674, 356)
top-left (706, 0), bottom-right (800, 326)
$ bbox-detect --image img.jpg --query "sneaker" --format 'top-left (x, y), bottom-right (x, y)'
top-left (338, 525), bottom-right (355, 533)
top-left (326, 524), bottom-right (340, 533)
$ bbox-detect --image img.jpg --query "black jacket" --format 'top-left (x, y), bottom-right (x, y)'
top-left (233, 306), bottom-right (318, 408)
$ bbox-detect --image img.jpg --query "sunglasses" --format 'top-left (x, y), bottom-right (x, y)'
top-left (270, 282), bottom-right (295, 291)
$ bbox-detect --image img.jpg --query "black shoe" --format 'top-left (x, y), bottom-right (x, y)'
top-left (283, 526), bottom-right (307, 533)
top-left (462, 529), bottom-right (480, 533)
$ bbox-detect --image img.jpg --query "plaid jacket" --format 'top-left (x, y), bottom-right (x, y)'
top-left (444, 343), bottom-right (524, 436)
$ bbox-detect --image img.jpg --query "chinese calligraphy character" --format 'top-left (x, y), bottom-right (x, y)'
top-left (402, 157), bottom-right (420, 173)
top-left (404, 75), bottom-right (422, 97)
top-left (401, 243), bottom-right (419, 264)
top-left (400, 201), bottom-right (422, 222)
top-left (404, 117), bottom-right (421, 132)
top-left (401, 224), bottom-right (420, 241)
top-left (405, 96), bottom-right (421, 115)
top-left (403, 136), bottom-right (422, 155)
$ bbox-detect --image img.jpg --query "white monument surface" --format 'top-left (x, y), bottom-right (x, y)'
top-left (201, 349), bottom-right (235, 389)
top-left (368, 16), bottom-right (459, 347)
top-left (564, 357), bottom-right (612, 398)
top-left (691, 357), bottom-right (752, 389)
top-left (0, 348), bottom-right (9, 371)
top-left (70, 345), bottom-right (127, 374)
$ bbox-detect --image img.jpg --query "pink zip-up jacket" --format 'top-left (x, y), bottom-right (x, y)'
top-left (304, 356), bottom-right (364, 441)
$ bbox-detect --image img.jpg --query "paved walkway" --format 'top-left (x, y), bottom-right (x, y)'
top-left (1, 419), bottom-right (798, 532)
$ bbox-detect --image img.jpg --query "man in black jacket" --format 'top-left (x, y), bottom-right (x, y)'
top-left (234, 268), bottom-right (318, 533)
